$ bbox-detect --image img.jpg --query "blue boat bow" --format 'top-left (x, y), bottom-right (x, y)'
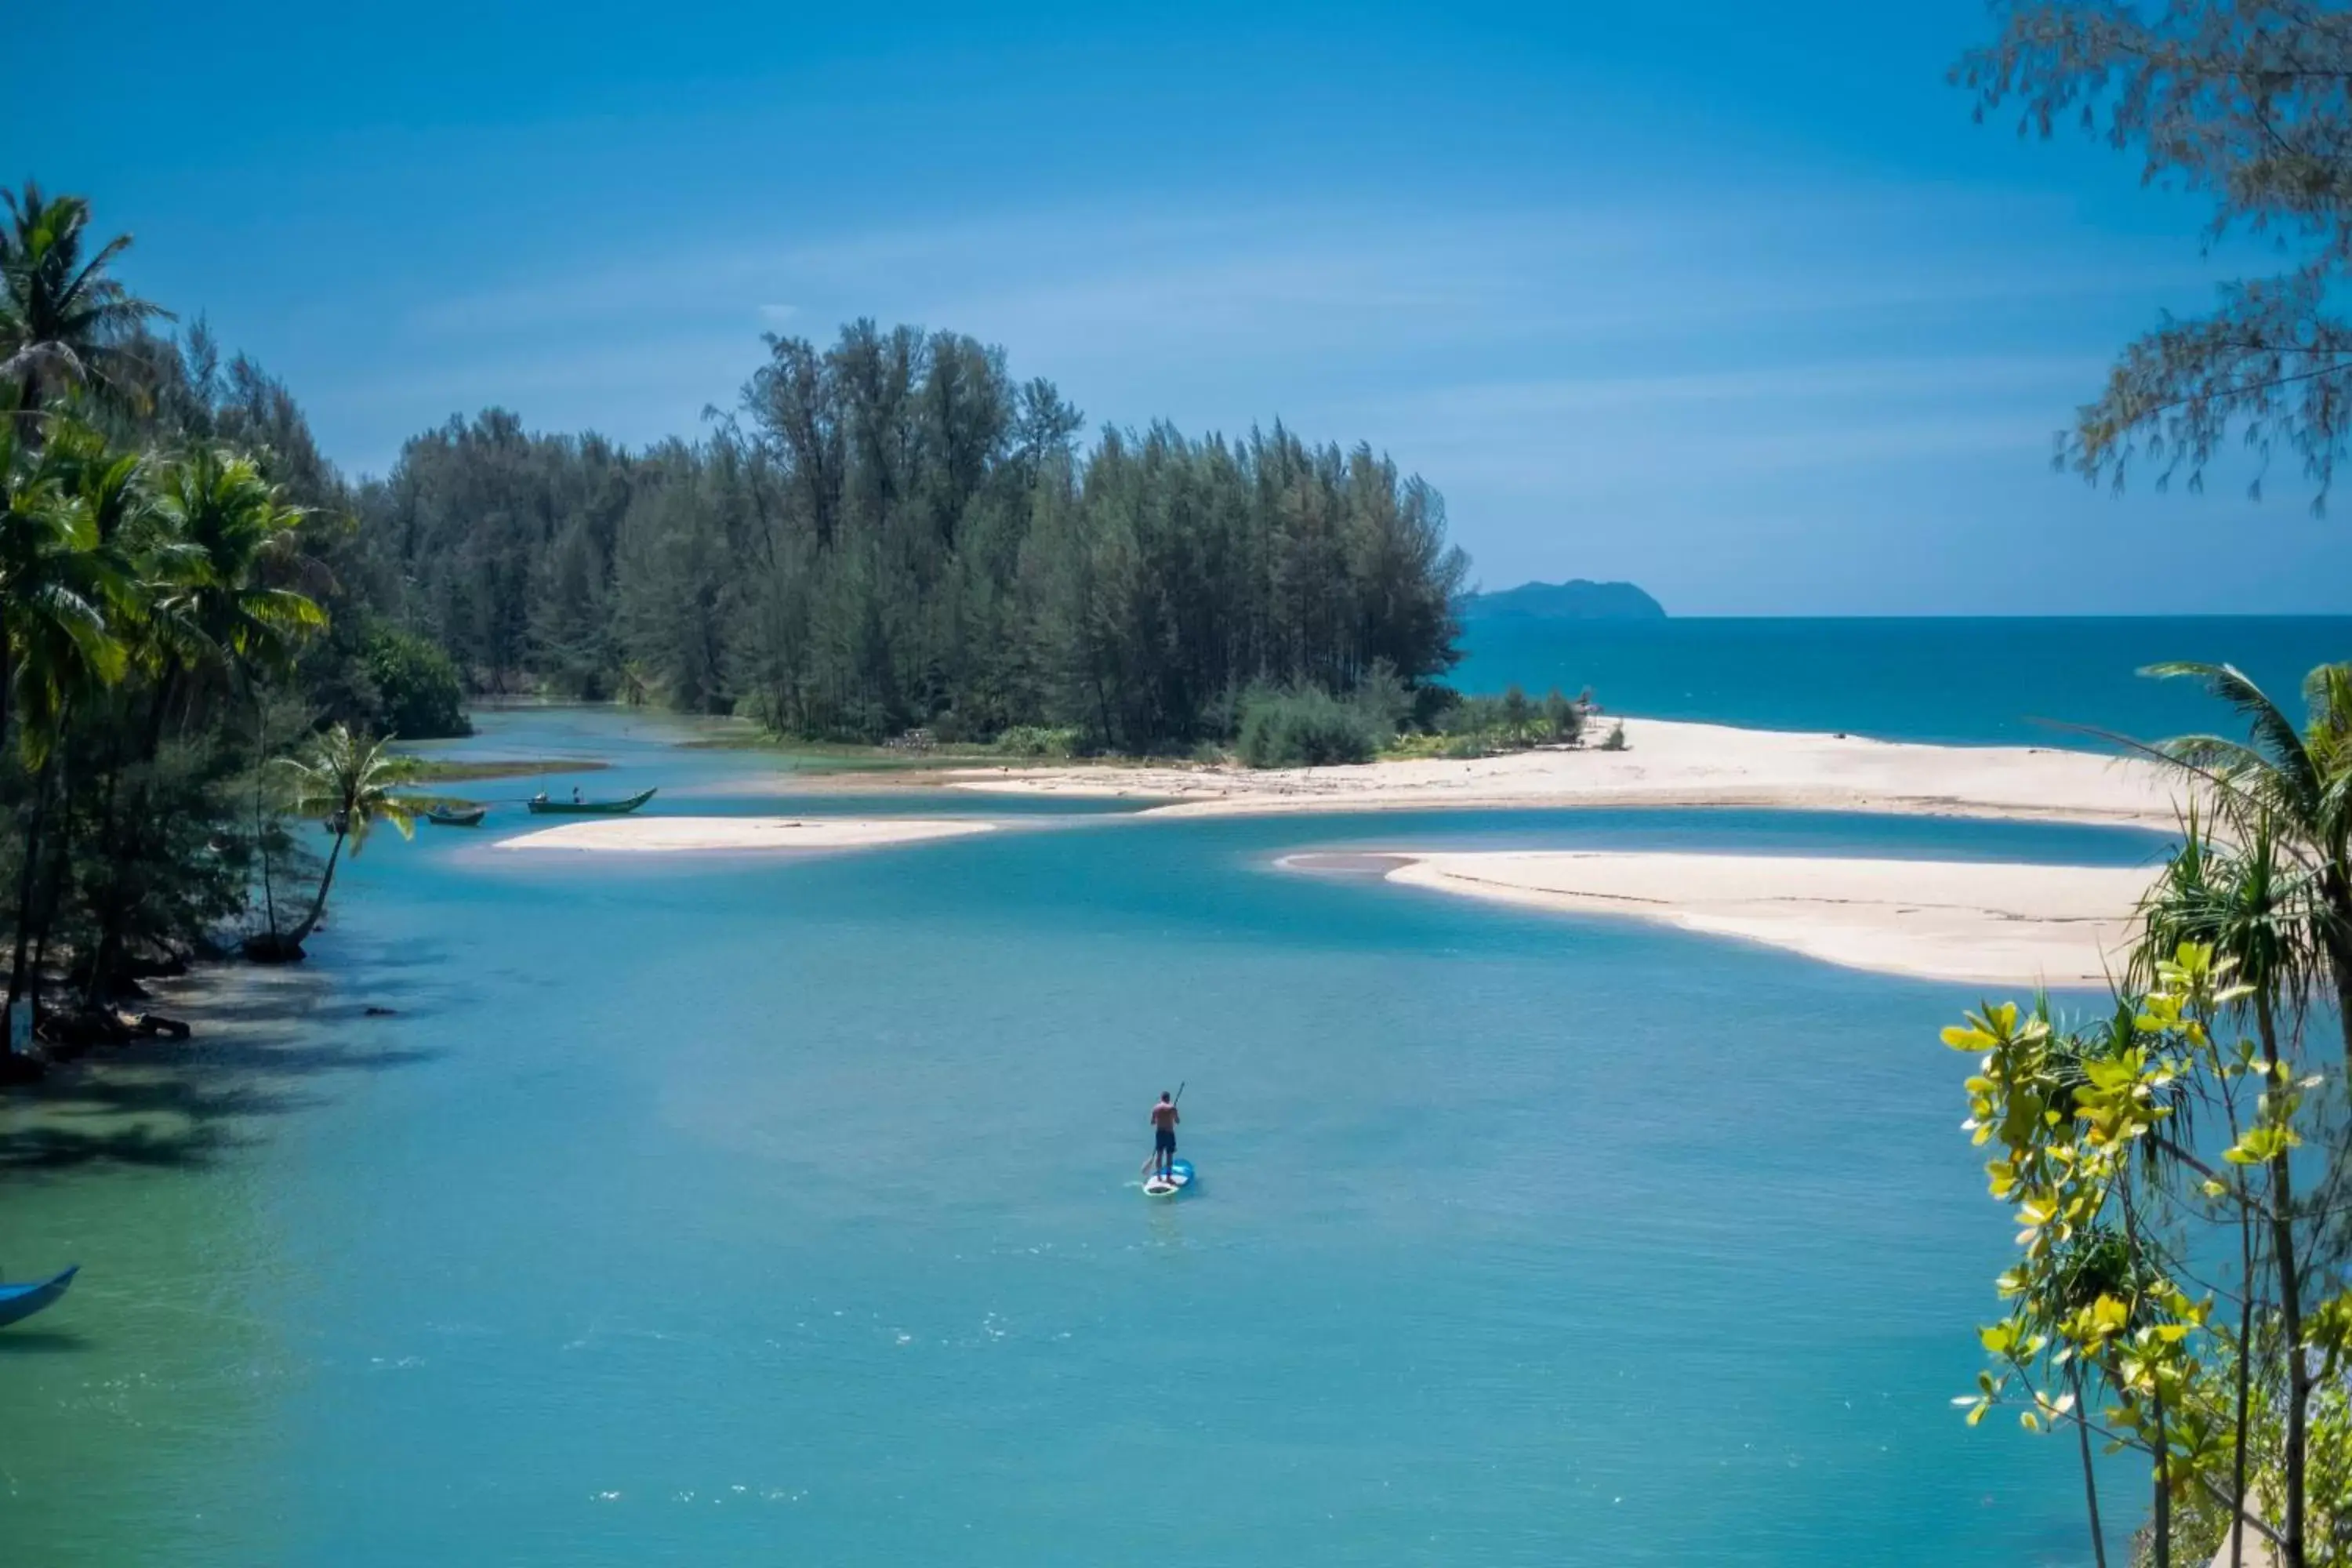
top-left (0, 1265), bottom-right (78, 1329)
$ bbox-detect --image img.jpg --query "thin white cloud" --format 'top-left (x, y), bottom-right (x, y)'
top-left (317, 183), bottom-right (2341, 612)
top-left (399, 187), bottom-right (2222, 355)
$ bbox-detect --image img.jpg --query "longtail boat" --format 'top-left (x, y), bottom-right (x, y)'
top-left (526, 786), bottom-right (657, 817)
top-left (0, 1265), bottom-right (77, 1329)
top-left (426, 805), bottom-right (488, 827)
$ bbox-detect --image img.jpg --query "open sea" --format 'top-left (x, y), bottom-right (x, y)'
top-left (0, 617), bottom-right (2343, 1566)
top-left (1456, 614), bottom-right (2352, 746)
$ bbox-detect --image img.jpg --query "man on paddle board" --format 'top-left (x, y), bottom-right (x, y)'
top-left (1148, 1091), bottom-right (1180, 1180)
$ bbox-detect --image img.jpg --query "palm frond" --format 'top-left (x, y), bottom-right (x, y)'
top-left (2144, 662), bottom-right (2323, 818)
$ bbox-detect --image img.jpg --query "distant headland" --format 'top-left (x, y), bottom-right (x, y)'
top-left (1459, 579), bottom-right (1666, 621)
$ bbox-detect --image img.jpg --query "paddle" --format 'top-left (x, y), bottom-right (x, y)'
top-left (1138, 1081), bottom-right (1186, 1178)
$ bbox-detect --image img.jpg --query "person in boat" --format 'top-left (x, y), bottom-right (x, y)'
top-left (572, 786), bottom-right (582, 803)
top-left (1148, 1091), bottom-right (1179, 1180)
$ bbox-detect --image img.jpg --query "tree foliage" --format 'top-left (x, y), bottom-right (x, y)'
top-left (246, 723), bottom-right (415, 960)
top-left (0, 182), bottom-right (448, 1039)
top-left (362, 628), bottom-right (466, 742)
top-left (358, 321), bottom-right (1468, 748)
top-left (0, 181), bottom-right (172, 417)
top-left (1947, 660), bottom-right (2352, 1568)
top-left (1960, 2), bottom-right (2352, 506)
top-left (2140, 659), bottom-right (2352, 1074)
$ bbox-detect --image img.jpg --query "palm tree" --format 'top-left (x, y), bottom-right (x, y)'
top-left (49, 426), bottom-right (183, 1005)
top-left (246, 724), bottom-right (416, 962)
top-left (0, 421), bottom-right (130, 742)
top-left (0, 420), bottom-right (129, 1011)
top-left (75, 443), bottom-right (322, 1000)
top-left (151, 445), bottom-right (322, 702)
top-left (2144, 661), bottom-right (2352, 1073)
top-left (0, 183), bottom-right (171, 426)
top-left (2132, 812), bottom-right (2325, 1568)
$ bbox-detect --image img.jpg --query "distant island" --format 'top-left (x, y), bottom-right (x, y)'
top-left (1459, 579), bottom-right (1666, 621)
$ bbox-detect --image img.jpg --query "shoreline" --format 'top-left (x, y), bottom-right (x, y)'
top-left (1284, 848), bottom-right (2154, 987)
top-left (494, 817), bottom-right (998, 854)
top-left (469, 715), bottom-right (2191, 984)
top-left (946, 716), bottom-right (2188, 829)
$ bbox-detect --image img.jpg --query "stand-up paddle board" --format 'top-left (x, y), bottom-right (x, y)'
top-left (1142, 1158), bottom-right (1195, 1197)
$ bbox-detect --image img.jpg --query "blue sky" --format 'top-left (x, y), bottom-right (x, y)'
top-left (22, 2), bottom-right (2347, 613)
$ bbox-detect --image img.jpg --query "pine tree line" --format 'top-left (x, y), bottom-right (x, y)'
top-left (360, 321), bottom-right (1469, 749)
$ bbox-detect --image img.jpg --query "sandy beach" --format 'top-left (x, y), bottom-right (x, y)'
top-left (495, 817), bottom-right (998, 854)
top-left (1284, 848), bottom-right (2156, 986)
top-left (498, 720), bottom-right (2184, 982)
top-left (949, 717), bottom-right (2187, 828)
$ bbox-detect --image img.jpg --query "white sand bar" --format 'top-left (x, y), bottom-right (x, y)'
top-left (496, 817), bottom-right (996, 854)
top-left (952, 717), bottom-right (2187, 828)
top-left (1294, 849), bottom-right (2158, 987)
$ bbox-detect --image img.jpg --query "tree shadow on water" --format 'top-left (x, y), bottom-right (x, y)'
top-left (0, 1116), bottom-right (231, 1174)
top-left (2, 964), bottom-right (444, 1176)
top-left (198, 1039), bottom-right (440, 1076)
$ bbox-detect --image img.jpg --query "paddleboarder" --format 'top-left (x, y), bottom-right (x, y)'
top-left (1148, 1091), bottom-right (1180, 1180)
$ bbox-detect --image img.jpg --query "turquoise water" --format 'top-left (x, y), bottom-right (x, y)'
top-left (1458, 615), bottom-right (2352, 745)
top-left (1, 706), bottom-right (2181, 1565)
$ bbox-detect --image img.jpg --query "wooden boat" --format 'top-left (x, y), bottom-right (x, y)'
top-left (527, 786), bottom-right (656, 817)
top-left (425, 805), bottom-right (488, 827)
top-left (0, 1265), bottom-right (77, 1329)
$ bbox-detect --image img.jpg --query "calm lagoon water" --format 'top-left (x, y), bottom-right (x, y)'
top-left (0, 684), bottom-right (2191, 1566)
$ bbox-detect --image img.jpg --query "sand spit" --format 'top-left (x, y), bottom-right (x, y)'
top-left (1285, 848), bottom-right (2158, 988)
top-left (495, 817), bottom-right (998, 854)
top-left (950, 717), bottom-right (2187, 829)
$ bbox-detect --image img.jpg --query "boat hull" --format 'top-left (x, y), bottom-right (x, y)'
top-left (526, 787), bottom-right (657, 816)
top-left (0, 1265), bottom-right (77, 1329)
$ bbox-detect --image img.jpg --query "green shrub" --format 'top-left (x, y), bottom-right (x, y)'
top-left (1499, 683), bottom-right (1534, 735)
top-left (1352, 659), bottom-right (1415, 735)
top-left (1543, 686), bottom-right (1588, 745)
top-left (1236, 688), bottom-right (1382, 768)
top-left (1432, 684), bottom-right (1593, 752)
top-left (364, 628), bottom-right (470, 739)
top-left (1410, 682), bottom-right (1461, 732)
top-left (993, 725), bottom-right (1081, 759)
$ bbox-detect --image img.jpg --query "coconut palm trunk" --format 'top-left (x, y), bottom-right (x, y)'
top-left (5, 743), bottom-right (57, 1011)
top-left (283, 818), bottom-right (347, 951)
top-left (2253, 992), bottom-right (2310, 1568)
top-left (82, 666), bottom-right (189, 1005)
top-left (248, 724), bottom-right (415, 962)
top-left (2324, 871), bottom-right (2352, 1069)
